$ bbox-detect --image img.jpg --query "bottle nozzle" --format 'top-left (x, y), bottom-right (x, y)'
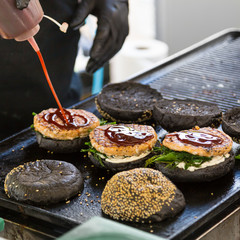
top-left (43, 15), bottom-right (68, 33)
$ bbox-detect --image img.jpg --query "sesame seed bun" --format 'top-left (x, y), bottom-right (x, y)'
top-left (96, 82), bottom-right (162, 123)
top-left (101, 168), bottom-right (185, 222)
top-left (4, 160), bottom-right (83, 205)
top-left (222, 107), bottom-right (240, 143)
top-left (153, 99), bottom-right (222, 132)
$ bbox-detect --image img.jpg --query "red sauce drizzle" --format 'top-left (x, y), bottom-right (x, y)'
top-left (168, 131), bottom-right (223, 147)
top-left (42, 108), bottom-right (90, 130)
top-left (104, 125), bottom-right (154, 146)
top-left (36, 50), bottom-right (69, 124)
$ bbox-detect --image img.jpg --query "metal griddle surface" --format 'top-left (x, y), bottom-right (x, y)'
top-left (1, 29), bottom-right (240, 240)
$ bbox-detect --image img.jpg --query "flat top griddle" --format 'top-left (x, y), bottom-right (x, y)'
top-left (1, 29), bottom-right (240, 240)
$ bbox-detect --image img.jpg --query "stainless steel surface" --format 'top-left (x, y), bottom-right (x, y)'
top-left (197, 206), bottom-right (240, 240)
top-left (0, 220), bottom-right (54, 240)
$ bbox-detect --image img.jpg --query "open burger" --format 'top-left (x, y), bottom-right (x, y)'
top-left (33, 108), bottom-right (100, 153)
top-left (146, 127), bottom-right (234, 182)
top-left (84, 124), bottom-right (158, 171)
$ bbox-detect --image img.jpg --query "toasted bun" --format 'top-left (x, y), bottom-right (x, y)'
top-left (222, 107), bottom-right (240, 143)
top-left (35, 132), bottom-right (89, 153)
top-left (4, 160), bottom-right (83, 205)
top-left (153, 99), bottom-right (222, 131)
top-left (96, 82), bottom-right (162, 122)
top-left (101, 168), bottom-right (185, 222)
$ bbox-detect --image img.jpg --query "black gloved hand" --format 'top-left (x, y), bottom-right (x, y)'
top-left (70, 0), bottom-right (129, 74)
top-left (16, 0), bottom-right (31, 10)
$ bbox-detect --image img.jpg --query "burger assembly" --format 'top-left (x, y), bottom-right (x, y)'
top-left (3, 82), bottom-right (239, 225)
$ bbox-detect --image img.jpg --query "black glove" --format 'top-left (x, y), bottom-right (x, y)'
top-left (70, 0), bottom-right (129, 74)
top-left (16, 0), bottom-right (31, 10)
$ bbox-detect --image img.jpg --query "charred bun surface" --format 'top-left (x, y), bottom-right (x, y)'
top-left (153, 99), bottom-right (222, 131)
top-left (96, 82), bottom-right (162, 123)
top-left (4, 160), bottom-right (83, 205)
top-left (222, 107), bottom-right (240, 143)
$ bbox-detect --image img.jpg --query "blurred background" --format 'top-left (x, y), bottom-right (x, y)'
top-left (75, 0), bottom-right (240, 99)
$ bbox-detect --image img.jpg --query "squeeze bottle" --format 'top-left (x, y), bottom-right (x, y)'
top-left (0, 0), bottom-right (43, 41)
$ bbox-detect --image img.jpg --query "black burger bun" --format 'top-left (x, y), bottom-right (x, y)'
top-left (35, 132), bottom-right (89, 153)
top-left (96, 82), bottom-right (162, 123)
top-left (155, 151), bottom-right (235, 182)
top-left (222, 107), bottom-right (240, 143)
top-left (4, 160), bottom-right (84, 205)
top-left (101, 168), bottom-right (185, 222)
top-left (153, 99), bottom-right (222, 132)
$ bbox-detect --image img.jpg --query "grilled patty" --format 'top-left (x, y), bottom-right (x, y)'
top-left (34, 108), bottom-right (100, 140)
top-left (163, 127), bottom-right (232, 157)
top-left (89, 124), bottom-right (158, 156)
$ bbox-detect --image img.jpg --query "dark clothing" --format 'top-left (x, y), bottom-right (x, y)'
top-left (0, 0), bottom-right (80, 140)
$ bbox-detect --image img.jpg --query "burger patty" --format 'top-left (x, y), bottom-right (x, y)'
top-left (34, 108), bottom-right (100, 140)
top-left (89, 124), bottom-right (158, 156)
top-left (163, 127), bottom-right (232, 157)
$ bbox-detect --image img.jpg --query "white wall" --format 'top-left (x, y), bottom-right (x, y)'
top-left (110, 0), bottom-right (163, 83)
top-left (156, 0), bottom-right (240, 54)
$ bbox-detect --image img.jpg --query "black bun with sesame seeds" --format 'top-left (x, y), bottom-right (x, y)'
top-left (4, 160), bottom-right (84, 205)
top-left (35, 132), bottom-right (89, 153)
top-left (96, 82), bottom-right (162, 123)
top-left (153, 99), bottom-right (222, 132)
top-left (222, 107), bottom-right (240, 143)
top-left (155, 151), bottom-right (235, 183)
top-left (101, 168), bottom-right (186, 223)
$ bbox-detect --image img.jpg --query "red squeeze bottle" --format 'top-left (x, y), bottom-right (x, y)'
top-left (0, 0), bottom-right (43, 41)
top-left (0, 0), bottom-right (69, 123)
top-left (28, 37), bottom-right (69, 124)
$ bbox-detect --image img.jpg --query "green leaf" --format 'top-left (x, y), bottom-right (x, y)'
top-left (235, 154), bottom-right (240, 160)
top-left (30, 124), bottom-right (34, 129)
top-left (145, 145), bottom-right (211, 169)
top-left (100, 118), bottom-right (116, 126)
top-left (81, 142), bottom-right (106, 167)
top-left (32, 112), bottom-right (37, 116)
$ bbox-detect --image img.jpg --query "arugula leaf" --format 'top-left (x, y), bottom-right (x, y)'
top-left (81, 142), bottom-right (106, 167)
top-left (32, 112), bottom-right (37, 116)
top-left (100, 119), bottom-right (116, 126)
top-left (145, 145), bottom-right (211, 170)
top-left (235, 154), bottom-right (240, 160)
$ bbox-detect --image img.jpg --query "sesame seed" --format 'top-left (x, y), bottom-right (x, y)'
top-left (101, 168), bottom-right (178, 222)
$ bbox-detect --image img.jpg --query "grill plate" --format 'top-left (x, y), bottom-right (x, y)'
top-left (0, 29), bottom-right (240, 240)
